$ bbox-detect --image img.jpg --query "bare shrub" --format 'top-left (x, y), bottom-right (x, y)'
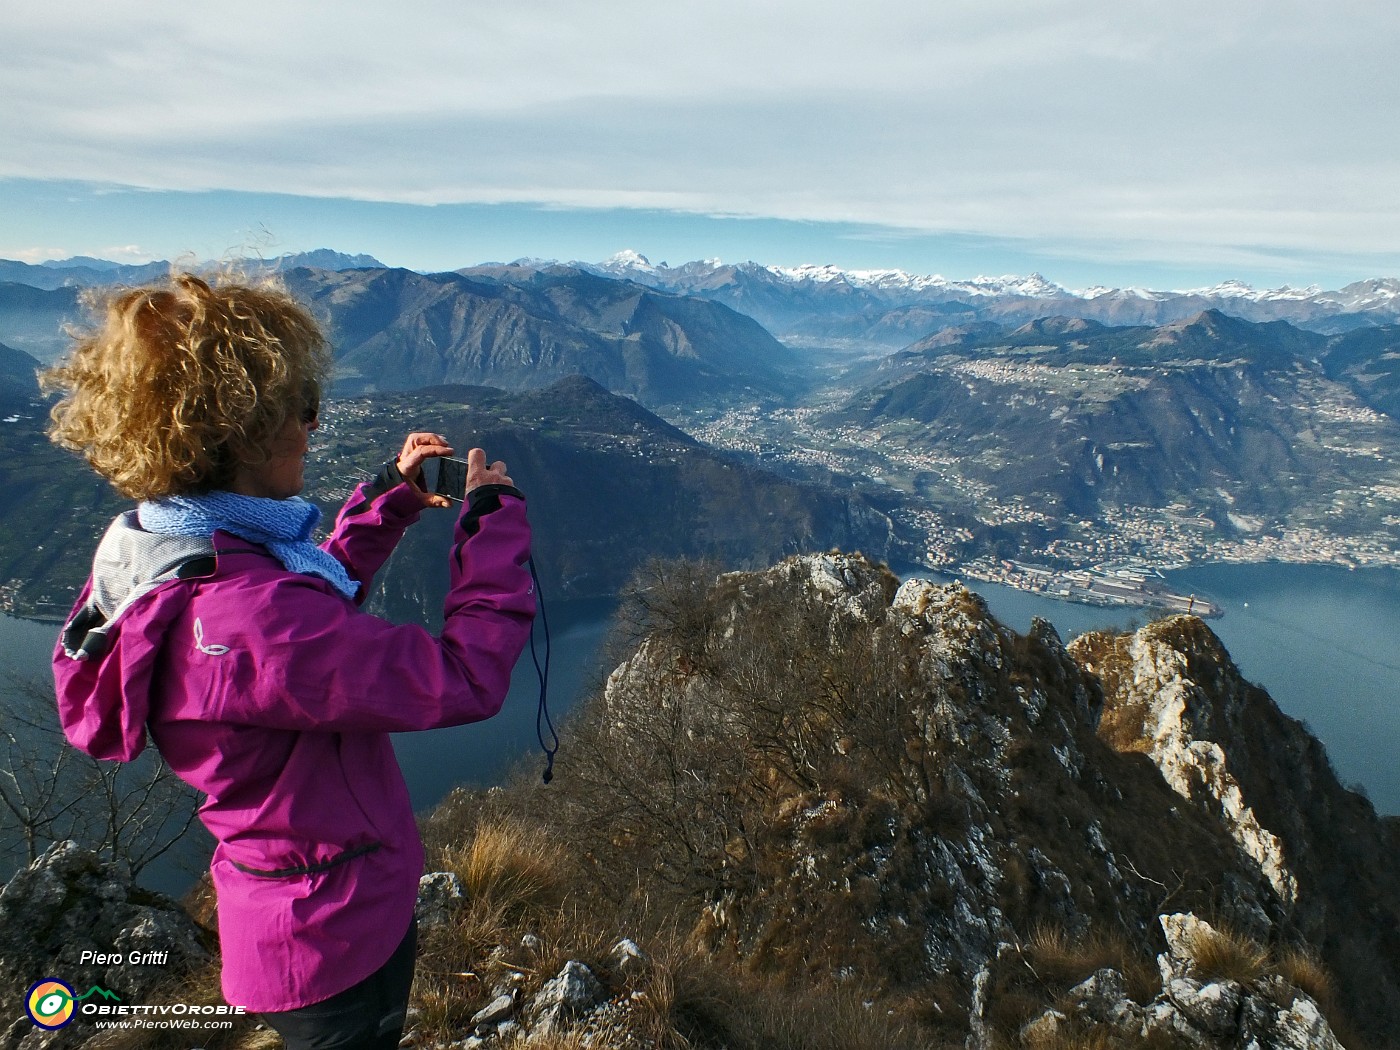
top-left (1073, 633), bottom-right (1154, 754)
top-left (0, 672), bottom-right (199, 881)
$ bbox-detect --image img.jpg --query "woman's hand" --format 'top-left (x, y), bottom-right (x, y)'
top-left (395, 432), bottom-right (455, 508)
top-left (464, 447), bottom-right (513, 494)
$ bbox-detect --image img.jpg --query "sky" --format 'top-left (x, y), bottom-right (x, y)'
top-left (4, 1), bottom-right (1399, 291)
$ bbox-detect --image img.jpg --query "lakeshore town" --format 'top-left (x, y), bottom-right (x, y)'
top-left (683, 402), bottom-right (1400, 620)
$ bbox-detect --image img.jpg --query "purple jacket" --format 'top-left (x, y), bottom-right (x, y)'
top-left (53, 472), bottom-right (535, 1012)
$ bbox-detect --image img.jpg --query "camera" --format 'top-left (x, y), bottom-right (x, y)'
top-left (423, 456), bottom-right (469, 502)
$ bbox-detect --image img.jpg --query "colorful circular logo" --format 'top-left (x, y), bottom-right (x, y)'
top-left (26, 979), bottom-right (76, 1029)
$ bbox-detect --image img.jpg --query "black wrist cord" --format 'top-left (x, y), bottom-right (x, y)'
top-left (527, 556), bottom-right (557, 784)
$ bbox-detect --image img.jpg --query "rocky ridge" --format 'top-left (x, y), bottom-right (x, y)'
top-left (489, 552), bottom-right (1396, 1047)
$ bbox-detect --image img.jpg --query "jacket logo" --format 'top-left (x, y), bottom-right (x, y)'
top-left (194, 618), bottom-right (230, 656)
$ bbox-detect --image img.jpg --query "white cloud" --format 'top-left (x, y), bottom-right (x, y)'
top-left (5, 247), bottom-right (70, 263)
top-left (5, 1), bottom-right (1400, 270)
top-left (99, 244), bottom-right (152, 261)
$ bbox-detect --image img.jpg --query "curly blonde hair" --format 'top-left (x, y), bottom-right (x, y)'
top-left (43, 272), bottom-right (330, 499)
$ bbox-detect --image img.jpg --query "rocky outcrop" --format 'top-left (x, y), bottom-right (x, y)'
top-left (1008, 914), bottom-right (1344, 1050)
top-left (0, 842), bottom-right (210, 1049)
top-left (407, 934), bottom-right (644, 1050)
top-left (1072, 616), bottom-right (1400, 1036)
top-left (8, 553), bottom-right (1394, 1049)
top-left (1113, 624), bottom-right (1298, 904)
top-left (518, 553), bottom-right (1395, 1046)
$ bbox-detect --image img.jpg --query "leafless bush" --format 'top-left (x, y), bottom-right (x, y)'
top-left (0, 672), bottom-right (199, 881)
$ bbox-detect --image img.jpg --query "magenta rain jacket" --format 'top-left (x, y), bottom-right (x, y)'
top-left (53, 470), bottom-right (535, 1012)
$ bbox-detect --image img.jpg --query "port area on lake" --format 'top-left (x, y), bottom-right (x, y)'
top-left (957, 558), bottom-right (1223, 618)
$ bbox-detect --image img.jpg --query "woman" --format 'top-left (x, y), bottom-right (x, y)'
top-left (46, 273), bottom-right (535, 1049)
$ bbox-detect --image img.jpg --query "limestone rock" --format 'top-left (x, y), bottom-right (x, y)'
top-left (528, 960), bottom-right (605, 1033)
top-left (469, 991), bottom-right (516, 1030)
top-left (416, 871), bottom-right (466, 928)
top-left (0, 841), bottom-right (209, 1049)
top-left (608, 938), bottom-right (649, 982)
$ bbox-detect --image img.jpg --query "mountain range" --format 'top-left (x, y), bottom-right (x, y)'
top-left (7, 250), bottom-right (1400, 575)
top-left (282, 263), bottom-right (801, 405)
top-left (585, 251), bottom-right (1400, 344)
top-left (805, 309), bottom-right (1400, 566)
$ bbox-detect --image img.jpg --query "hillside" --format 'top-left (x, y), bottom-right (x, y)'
top-left (9, 253), bottom-right (1400, 599)
top-left (282, 264), bottom-right (802, 406)
top-left (0, 261), bottom-right (803, 409)
top-left (0, 283), bottom-right (80, 362)
top-left (806, 312), bottom-right (1400, 565)
top-left (0, 343), bottom-right (40, 416)
top-left (428, 552), bottom-right (1395, 1048)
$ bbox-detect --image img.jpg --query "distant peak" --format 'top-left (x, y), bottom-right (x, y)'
top-left (1013, 316), bottom-right (1104, 337)
top-left (274, 249), bottom-right (384, 271)
top-left (600, 250), bottom-right (660, 271)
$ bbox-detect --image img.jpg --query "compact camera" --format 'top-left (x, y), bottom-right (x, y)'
top-left (423, 456), bottom-right (470, 502)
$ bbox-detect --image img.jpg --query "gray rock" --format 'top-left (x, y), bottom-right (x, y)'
top-left (470, 991), bottom-right (517, 1029)
top-left (1165, 976), bottom-right (1245, 1038)
top-left (1271, 997), bottom-right (1344, 1050)
top-left (529, 960), bottom-right (605, 1033)
top-left (1019, 1009), bottom-right (1068, 1043)
top-left (1063, 968), bottom-right (1144, 1030)
top-left (609, 938), bottom-right (649, 982)
top-left (415, 871), bottom-right (465, 928)
top-left (0, 841), bottom-right (209, 1046)
top-left (1159, 912), bottom-right (1210, 980)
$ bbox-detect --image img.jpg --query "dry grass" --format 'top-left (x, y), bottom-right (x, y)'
top-left (1010, 1017), bottom-right (1197, 1050)
top-left (660, 953), bottom-right (943, 1050)
top-left (1022, 925), bottom-right (1155, 1003)
top-left (515, 1031), bottom-right (597, 1050)
top-left (410, 818), bottom-right (579, 1045)
top-left (1020, 1029), bottom-right (1121, 1050)
top-left (983, 923), bottom-right (1163, 1042)
top-left (1274, 944), bottom-right (1333, 1006)
top-left (439, 819), bottom-right (568, 919)
top-left (1185, 923), bottom-right (1269, 985)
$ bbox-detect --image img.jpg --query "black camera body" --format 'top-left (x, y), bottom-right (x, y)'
top-left (426, 456), bottom-right (469, 502)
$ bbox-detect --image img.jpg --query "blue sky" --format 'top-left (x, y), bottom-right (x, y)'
top-left (5, 2), bottom-right (1399, 291)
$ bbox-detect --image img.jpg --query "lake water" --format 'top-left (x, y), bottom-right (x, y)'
top-left (2, 559), bottom-right (1396, 896)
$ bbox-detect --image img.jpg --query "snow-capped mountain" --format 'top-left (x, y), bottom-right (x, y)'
top-left (585, 252), bottom-right (1400, 346)
top-left (593, 252), bottom-right (1071, 299)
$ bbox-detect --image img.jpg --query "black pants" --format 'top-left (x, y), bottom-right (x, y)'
top-left (258, 921), bottom-right (417, 1050)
